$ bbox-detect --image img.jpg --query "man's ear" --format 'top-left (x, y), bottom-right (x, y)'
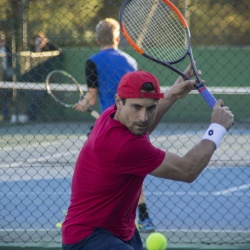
top-left (96, 37), bottom-right (100, 45)
top-left (115, 94), bottom-right (122, 109)
top-left (114, 36), bottom-right (120, 45)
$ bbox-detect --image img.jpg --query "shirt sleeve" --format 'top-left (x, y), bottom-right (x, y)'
top-left (115, 135), bottom-right (165, 177)
top-left (85, 59), bottom-right (98, 88)
top-left (47, 43), bottom-right (58, 51)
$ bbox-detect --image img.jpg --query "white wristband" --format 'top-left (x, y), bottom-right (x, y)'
top-left (201, 123), bottom-right (227, 149)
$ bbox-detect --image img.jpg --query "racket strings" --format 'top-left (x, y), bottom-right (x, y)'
top-left (122, 0), bottom-right (188, 62)
top-left (47, 71), bottom-right (83, 108)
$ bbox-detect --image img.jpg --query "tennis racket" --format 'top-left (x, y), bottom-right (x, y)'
top-left (46, 70), bottom-right (99, 119)
top-left (119, 0), bottom-right (217, 109)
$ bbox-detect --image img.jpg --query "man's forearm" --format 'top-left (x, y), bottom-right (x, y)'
top-left (148, 77), bottom-right (195, 134)
top-left (149, 91), bottom-right (177, 134)
top-left (182, 140), bottom-right (215, 182)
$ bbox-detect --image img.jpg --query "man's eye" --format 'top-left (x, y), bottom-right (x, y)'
top-left (148, 106), bottom-right (156, 111)
top-left (133, 105), bottom-right (141, 111)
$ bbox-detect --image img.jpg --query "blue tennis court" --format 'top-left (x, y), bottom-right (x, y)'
top-left (1, 166), bottom-right (249, 231)
top-left (0, 122), bottom-right (249, 245)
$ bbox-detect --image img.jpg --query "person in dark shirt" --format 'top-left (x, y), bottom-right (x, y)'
top-left (0, 31), bottom-right (14, 121)
top-left (30, 31), bottom-right (58, 52)
top-left (17, 31), bottom-right (60, 123)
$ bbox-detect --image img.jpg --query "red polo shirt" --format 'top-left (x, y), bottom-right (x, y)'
top-left (62, 105), bottom-right (165, 244)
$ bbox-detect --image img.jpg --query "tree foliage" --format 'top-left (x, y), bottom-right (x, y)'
top-left (0, 0), bottom-right (249, 50)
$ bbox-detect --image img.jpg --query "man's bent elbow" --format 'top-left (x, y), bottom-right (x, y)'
top-left (184, 165), bottom-right (207, 183)
top-left (185, 174), bottom-right (199, 183)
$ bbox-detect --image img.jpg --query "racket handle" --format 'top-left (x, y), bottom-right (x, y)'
top-left (198, 85), bottom-right (235, 126)
top-left (197, 85), bottom-right (217, 109)
top-left (89, 109), bottom-right (100, 119)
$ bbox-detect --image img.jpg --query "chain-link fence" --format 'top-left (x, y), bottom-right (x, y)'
top-left (0, 0), bottom-right (249, 248)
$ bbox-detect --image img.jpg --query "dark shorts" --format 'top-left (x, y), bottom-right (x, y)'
top-left (62, 227), bottom-right (143, 250)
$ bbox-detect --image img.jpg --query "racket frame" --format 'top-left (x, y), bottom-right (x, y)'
top-left (46, 70), bottom-right (83, 108)
top-left (119, 0), bottom-right (217, 109)
top-left (46, 70), bottom-right (100, 119)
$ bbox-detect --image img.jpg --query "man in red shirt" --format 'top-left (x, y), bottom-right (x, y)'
top-left (62, 69), bottom-right (234, 250)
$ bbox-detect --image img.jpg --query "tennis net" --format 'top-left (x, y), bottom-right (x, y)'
top-left (1, 80), bottom-right (249, 123)
top-left (1, 80), bottom-right (250, 93)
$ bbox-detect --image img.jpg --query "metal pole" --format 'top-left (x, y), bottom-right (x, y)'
top-left (22, 0), bottom-right (28, 50)
top-left (184, 0), bottom-right (191, 27)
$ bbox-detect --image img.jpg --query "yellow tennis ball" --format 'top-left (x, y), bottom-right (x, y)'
top-left (56, 222), bottom-right (62, 228)
top-left (146, 232), bottom-right (168, 250)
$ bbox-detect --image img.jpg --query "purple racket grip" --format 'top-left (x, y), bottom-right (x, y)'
top-left (198, 84), bottom-right (235, 125)
top-left (197, 85), bottom-right (217, 109)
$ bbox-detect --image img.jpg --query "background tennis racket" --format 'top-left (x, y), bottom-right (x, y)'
top-left (119, 0), bottom-right (217, 109)
top-left (46, 70), bottom-right (99, 119)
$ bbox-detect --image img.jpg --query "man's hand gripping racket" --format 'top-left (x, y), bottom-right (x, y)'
top-left (119, 0), bottom-right (217, 109)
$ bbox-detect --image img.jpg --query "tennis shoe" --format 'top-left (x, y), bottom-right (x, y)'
top-left (10, 114), bottom-right (17, 124)
top-left (18, 114), bottom-right (29, 124)
top-left (137, 218), bottom-right (155, 233)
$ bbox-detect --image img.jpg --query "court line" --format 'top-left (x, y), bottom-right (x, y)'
top-left (213, 183), bottom-right (250, 195)
top-left (1, 135), bottom-right (86, 152)
top-left (2, 140), bottom-right (67, 152)
top-left (0, 228), bottom-right (249, 233)
top-left (0, 190), bottom-right (248, 197)
top-left (0, 149), bottom-right (78, 168)
top-left (0, 191), bottom-right (71, 196)
top-left (145, 191), bottom-right (249, 196)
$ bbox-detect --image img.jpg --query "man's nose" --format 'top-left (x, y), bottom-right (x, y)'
top-left (138, 110), bottom-right (148, 122)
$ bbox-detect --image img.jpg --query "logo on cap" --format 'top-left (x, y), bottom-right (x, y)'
top-left (117, 70), bottom-right (164, 100)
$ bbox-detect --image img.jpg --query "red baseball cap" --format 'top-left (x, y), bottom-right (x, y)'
top-left (117, 70), bottom-right (164, 100)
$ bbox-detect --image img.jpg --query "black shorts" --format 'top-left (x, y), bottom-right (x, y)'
top-left (62, 227), bottom-right (143, 250)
